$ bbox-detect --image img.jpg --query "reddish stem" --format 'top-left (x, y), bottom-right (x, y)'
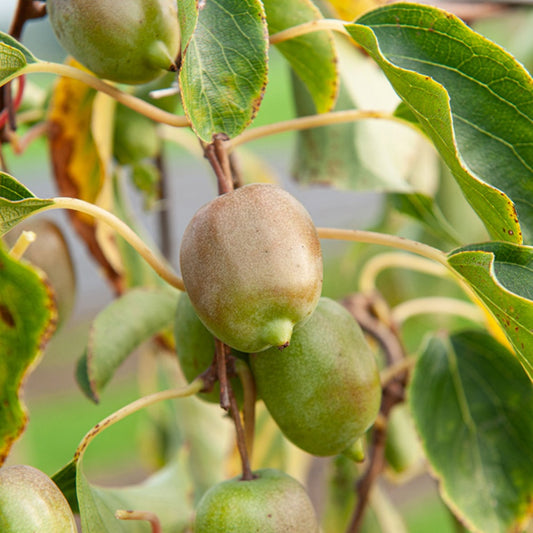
top-left (204, 133), bottom-right (234, 195)
top-left (0, 76), bottom-right (25, 130)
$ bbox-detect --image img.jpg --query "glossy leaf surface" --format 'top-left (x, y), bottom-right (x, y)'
top-left (264, 0), bottom-right (338, 113)
top-left (410, 330), bottom-right (533, 533)
top-left (448, 241), bottom-right (533, 378)
top-left (347, 3), bottom-right (533, 243)
top-left (0, 243), bottom-right (56, 464)
top-left (77, 288), bottom-right (178, 402)
top-left (179, 0), bottom-right (269, 141)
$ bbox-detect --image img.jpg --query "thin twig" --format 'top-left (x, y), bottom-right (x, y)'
top-left (2, 1), bottom-right (47, 134)
top-left (115, 510), bottom-right (162, 533)
top-left (9, 0), bottom-right (47, 40)
top-left (74, 380), bottom-right (204, 461)
top-left (215, 339), bottom-right (231, 410)
top-left (155, 149), bottom-right (172, 261)
top-left (205, 134), bottom-right (234, 194)
top-left (343, 292), bottom-right (405, 365)
top-left (342, 293), bottom-right (409, 533)
top-left (228, 382), bottom-right (254, 481)
top-left (235, 358), bottom-right (257, 462)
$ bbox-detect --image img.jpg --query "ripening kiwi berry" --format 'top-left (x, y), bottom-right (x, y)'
top-left (194, 468), bottom-right (320, 532)
top-left (47, 0), bottom-right (180, 84)
top-left (179, 184), bottom-right (323, 353)
top-left (251, 297), bottom-right (381, 456)
top-left (0, 465), bottom-right (77, 532)
top-left (174, 292), bottom-right (247, 405)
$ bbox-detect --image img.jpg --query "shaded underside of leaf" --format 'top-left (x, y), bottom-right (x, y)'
top-left (389, 192), bottom-right (462, 246)
top-left (291, 34), bottom-right (426, 191)
top-left (0, 173), bottom-right (54, 236)
top-left (77, 288), bottom-right (179, 402)
top-left (409, 330), bottom-right (533, 533)
top-left (448, 241), bottom-right (533, 379)
top-left (263, 0), bottom-right (338, 113)
top-left (0, 171), bottom-right (36, 201)
top-left (77, 453), bottom-right (193, 533)
top-left (52, 459), bottom-right (79, 514)
top-left (179, 0), bottom-right (269, 141)
top-left (347, 3), bottom-right (533, 243)
top-left (0, 243), bottom-right (56, 465)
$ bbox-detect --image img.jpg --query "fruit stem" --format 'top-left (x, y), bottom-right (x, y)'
top-left (269, 18), bottom-right (350, 44)
top-left (205, 133), bottom-right (234, 194)
top-left (21, 62), bottom-right (190, 128)
top-left (74, 379), bottom-right (204, 462)
top-left (8, 229), bottom-right (35, 259)
top-left (216, 341), bottom-right (254, 481)
top-left (215, 339), bottom-right (231, 410)
top-left (235, 359), bottom-right (257, 463)
top-left (229, 385), bottom-right (254, 481)
top-left (115, 510), bottom-right (162, 533)
top-left (40, 197), bottom-right (185, 290)
top-left (227, 109), bottom-right (414, 150)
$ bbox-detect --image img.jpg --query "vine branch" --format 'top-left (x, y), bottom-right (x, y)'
top-left (205, 133), bottom-right (234, 194)
top-left (269, 18), bottom-right (350, 44)
top-left (74, 380), bottom-right (204, 462)
top-left (227, 110), bottom-right (413, 150)
top-left (21, 62), bottom-right (190, 128)
top-left (41, 197), bottom-right (185, 290)
top-left (9, 0), bottom-right (47, 40)
top-left (343, 293), bottom-right (408, 533)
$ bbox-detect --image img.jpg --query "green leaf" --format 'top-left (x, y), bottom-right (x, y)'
top-left (77, 288), bottom-right (179, 402)
top-left (409, 330), bottom-right (533, 533)
top-left (0, 32), bottom-right (37, 84)
top-left (389, 192), bottom-right (462, 246)
top-left (0, 242), bottom-right (56, 464)
top-left (77, 452), bottom-right (193, 533)
top-left (347, 3), bottom-right (533, 243)
top-left (176, 0), bottom-right (198, 51)
top-left (110, 175), bottom-right (168, 290)
top-left (448, 241), bottom-right (533, 379)
top-left (263, 0), bottom-right (338, 113)
top-left (290, 71), bottom-right (362, 187)
top-left (52, 460), bottom-right (79, 514)
top-left (179, 0), bottom-right (269, 142)
top-left (291, 34), bottom-right (437, 192)
top-left (0, 173), bottom-right (54, 235)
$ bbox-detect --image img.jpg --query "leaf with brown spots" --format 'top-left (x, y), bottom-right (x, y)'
top-left (179, 0), bottom-right (269, 142)
top-left (264, 0), bottom-right (339, 114)
top-left (0, 241), bottom-right (57, 465)
top-left (448, 241), bottom-right (533, 380)
top-left (347, 4), bottom-right (533, 243)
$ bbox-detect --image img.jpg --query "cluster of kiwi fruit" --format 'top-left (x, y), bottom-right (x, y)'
top-left (3, 2), bottom-right (382, 530)
top-left (178, 183), bottom-right (382, 531)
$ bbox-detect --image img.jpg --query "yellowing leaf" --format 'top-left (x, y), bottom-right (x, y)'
top-left (47, 58), bottom-right (121, 292)
top-left (48, 58), bottom-right (106, 221)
